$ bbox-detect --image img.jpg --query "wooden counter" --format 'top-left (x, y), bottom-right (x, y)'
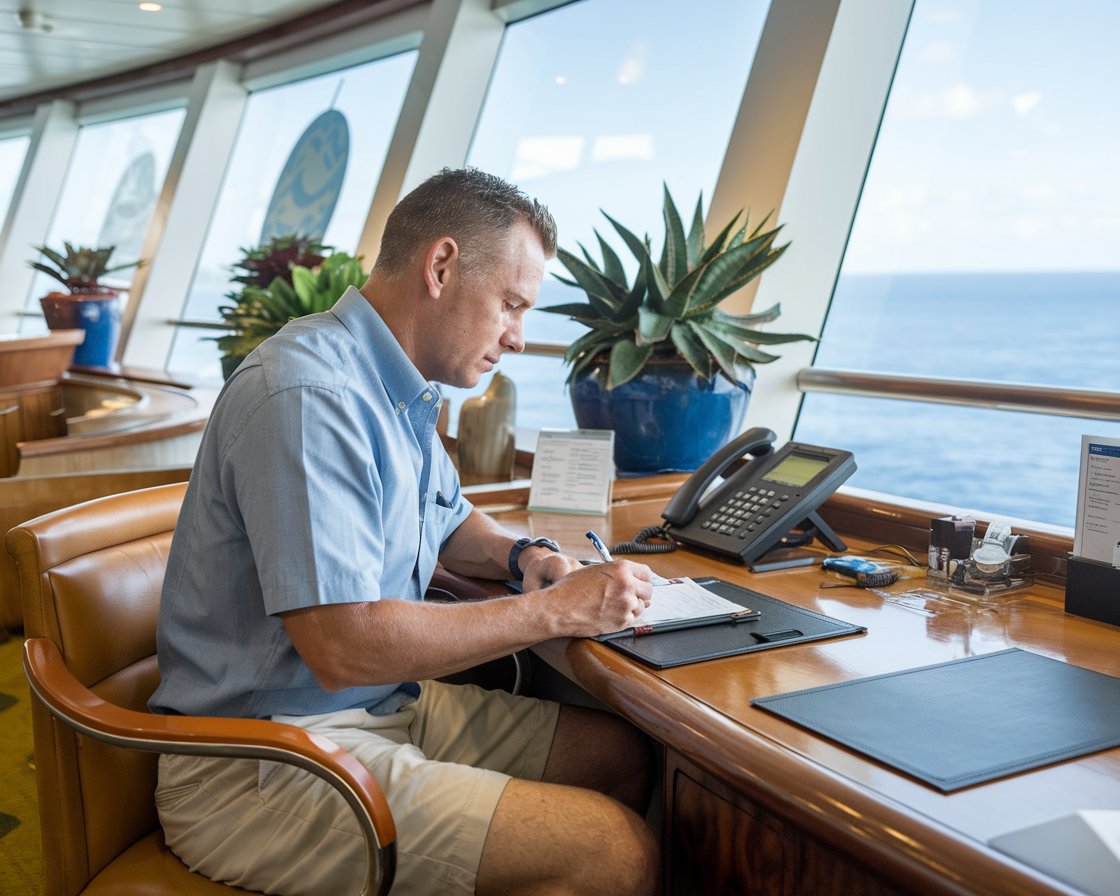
top-left (481, 494), bottom-right (1119, 896)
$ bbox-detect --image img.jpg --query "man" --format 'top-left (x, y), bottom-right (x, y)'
top-left (151, 168), bottom-right (659, 895)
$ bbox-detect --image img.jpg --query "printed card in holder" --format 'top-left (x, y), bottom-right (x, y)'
top-left (528, 429), bottom-right (614, 515)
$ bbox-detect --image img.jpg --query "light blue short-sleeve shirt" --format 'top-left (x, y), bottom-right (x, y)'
top-left (150, 287), bottom-right (472, 718)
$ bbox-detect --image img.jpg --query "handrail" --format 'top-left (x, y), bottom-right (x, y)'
top-left (798, 367), bottom-right (1120, 421)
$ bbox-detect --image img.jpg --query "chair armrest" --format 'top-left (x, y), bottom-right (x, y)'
top-left (23, 637), bottom-right (396, 896)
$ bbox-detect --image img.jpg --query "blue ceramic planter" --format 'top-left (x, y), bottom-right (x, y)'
top-left (40, 291), bottom-right (121, 368)
top-left (570, 355), bottom-right (754, 475)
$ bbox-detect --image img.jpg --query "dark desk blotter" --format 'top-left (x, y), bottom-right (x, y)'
top-left (752, 648), bottom-right (1120, 792)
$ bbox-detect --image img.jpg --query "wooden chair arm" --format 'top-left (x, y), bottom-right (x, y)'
top-left (23, 637), bottom-right (396, 896)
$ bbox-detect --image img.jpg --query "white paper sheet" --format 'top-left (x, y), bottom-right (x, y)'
top-left (1073, 435), bottom-right (1120, 566)
top-left (596, 577), bottom-right (748, 638)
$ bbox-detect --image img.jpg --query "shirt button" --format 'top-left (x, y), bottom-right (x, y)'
top-left (422, 392), bottom-right (432, 402)
top-left (397, 401), bottom-right (406, 410)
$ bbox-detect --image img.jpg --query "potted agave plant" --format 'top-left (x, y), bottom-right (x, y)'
top-left (214, 235), bottom-right (366, 378)
top-left (540, 186), bottom-right (815, 474)
top-left (29, 242), bottom-right (144, 367)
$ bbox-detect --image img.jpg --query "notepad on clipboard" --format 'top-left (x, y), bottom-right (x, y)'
top-left (595, 577), bottom-right (759, 641)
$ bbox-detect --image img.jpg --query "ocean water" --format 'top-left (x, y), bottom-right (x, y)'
top-left (447, 271), bottom-right (1120, 530)
top-left (797, 272), bottom-right (1120, 529)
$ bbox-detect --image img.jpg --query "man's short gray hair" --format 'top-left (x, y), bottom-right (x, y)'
top-left (373, 167), bottom-right (557, 280)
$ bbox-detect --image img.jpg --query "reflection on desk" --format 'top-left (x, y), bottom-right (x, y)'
top-left (476, 490), bottom-right (1119, 896)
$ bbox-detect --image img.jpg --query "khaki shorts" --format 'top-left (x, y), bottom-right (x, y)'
top-left (156, 681), bottom-right (560, 896)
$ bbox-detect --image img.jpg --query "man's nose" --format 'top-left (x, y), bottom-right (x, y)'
top-left (501, 320), bottom-right (525, 354)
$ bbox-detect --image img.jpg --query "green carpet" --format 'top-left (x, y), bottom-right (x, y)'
top-left (0, 633), bottom-right (40, 896)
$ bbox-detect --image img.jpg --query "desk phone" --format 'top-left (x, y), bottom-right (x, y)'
top-left (661, 428), bottom-right (857, 564)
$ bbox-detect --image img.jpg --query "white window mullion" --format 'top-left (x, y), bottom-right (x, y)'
top-left (120, 61), bottom-right (247, 368)
top-left (356, 0), bottom-right (505, 263)
top-left (0, 100), bottom-right (79, 333)
top-left (744, 0), bottom-right (914, 441)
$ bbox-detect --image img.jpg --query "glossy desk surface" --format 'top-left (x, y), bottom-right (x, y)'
top-left (487, 497), bottom-right (1120, 896)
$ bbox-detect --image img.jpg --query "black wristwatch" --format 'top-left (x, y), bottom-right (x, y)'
top-left (508, 536), bottom-right (561, 582)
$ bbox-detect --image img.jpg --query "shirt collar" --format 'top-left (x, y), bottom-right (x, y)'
top-left (329, 286), bottom-right (441, 410)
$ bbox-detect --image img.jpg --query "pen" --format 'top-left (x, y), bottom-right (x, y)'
top-left (586, 530), bottom-right (613, 562)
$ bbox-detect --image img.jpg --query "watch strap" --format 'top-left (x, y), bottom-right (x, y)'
top-left (508, 536), bottom-right (561, 581)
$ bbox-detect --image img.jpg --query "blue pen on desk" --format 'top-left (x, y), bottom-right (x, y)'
top-left (586, 530), bottom-right (613, 562)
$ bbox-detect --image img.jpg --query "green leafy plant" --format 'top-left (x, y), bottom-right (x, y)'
top-left (29, 242), bottom-right (144, 294)
top-left (214, 243), bottom-right (367, 375)
top-left (540, 186), bottom-right (815, 390)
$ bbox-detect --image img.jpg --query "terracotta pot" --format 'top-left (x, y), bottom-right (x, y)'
top-left (39, 290), bottom-right (121, 368)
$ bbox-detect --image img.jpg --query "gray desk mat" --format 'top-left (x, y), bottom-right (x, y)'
top-left (598, 578), bottom-right (865, 669)
top-left (752, 648), bottom-right (1120, 791)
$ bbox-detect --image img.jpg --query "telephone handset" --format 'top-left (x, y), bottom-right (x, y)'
top-left (662, 427), bottom-right (857, 565)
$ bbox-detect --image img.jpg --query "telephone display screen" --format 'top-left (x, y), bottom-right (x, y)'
top-left (763, 453), bottom-right (831, 488)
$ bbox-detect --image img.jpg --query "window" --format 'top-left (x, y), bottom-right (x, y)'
top-left (21, 108), bottom-right (185, 330)
top-left (794, 0), bottom-right (1120, 528)
top-left (444, 0), bottom-right (771, 433)
top-left (0, 133), bottom-right (30, 221)
top-left (167, 51), bottom-right (417, 378)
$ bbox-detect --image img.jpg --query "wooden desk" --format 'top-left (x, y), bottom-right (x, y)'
top-left (483, 496), bottom-right (1120, 896)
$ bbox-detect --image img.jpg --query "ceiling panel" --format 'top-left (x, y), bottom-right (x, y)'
top-left (0, 0), bottom-right (348, 105)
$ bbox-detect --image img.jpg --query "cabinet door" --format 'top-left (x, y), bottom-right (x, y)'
top-left (669, 759), bottom-right (786, 895)
top-left (666, 751), bottom-right (910, 896)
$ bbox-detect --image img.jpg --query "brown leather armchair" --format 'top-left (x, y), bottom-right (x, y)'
top-left (8, 482), bottom-right (396, 896)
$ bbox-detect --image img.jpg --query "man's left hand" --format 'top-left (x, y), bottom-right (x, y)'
top-left (522, 550), bottom-right (583, 591)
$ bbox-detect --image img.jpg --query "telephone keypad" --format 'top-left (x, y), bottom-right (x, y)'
top-left (701, 481), bottom-right (817, 541)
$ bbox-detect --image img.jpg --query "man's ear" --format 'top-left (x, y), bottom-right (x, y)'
top-left (423, 237), bottom-right (459, 299)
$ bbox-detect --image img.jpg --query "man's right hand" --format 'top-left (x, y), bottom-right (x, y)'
top-left (542, 560), bottom-right (654, 638)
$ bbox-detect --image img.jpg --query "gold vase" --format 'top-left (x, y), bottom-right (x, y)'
top-left (457, 372), bottom-right (516, 485)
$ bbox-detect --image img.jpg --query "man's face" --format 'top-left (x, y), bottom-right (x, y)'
top-left (430, 221), bottom-right (547, 388)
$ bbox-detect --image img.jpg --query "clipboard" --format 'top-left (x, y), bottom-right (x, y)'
top-left (594, 577), bottom-right (761, 642)
top-left (599, 578), bottom-right (865, 669)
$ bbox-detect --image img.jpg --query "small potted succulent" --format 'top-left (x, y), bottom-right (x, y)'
top-left (214, 235), bottom-right (367, 378)
top-left (29, 242), bottom-right (144, 367)
top-left (540, 186), bottom-right (815, 474)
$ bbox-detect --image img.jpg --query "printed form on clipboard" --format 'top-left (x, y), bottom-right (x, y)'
top-left (595, 576), bottom-right (760, 642)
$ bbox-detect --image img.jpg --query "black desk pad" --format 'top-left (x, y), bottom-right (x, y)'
top-left (752, 648), bottom-right (1120, 792)
top-left (600, 578), bottom-right (865, 669)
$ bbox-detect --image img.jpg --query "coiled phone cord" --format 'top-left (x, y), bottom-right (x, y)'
top-left (610, 525), bottom-right (677, 555)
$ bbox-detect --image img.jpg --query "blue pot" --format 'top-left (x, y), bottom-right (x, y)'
top-left (40, 291), bottom-right (121, 368)
top-left (570, 355), bottom-right (754, 475)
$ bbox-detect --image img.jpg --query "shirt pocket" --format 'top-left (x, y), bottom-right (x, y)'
top-left (418, 496), bottom-right (456, 585)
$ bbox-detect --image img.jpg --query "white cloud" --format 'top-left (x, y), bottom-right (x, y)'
top-left (917, 40), bottom-right (955, 64)
top-left (1020, 182), bottom-right (1056, 202)
top-left (510, 136), bottom-right (585, 181)
top-left (893, 81), bottom-right (999, 120)
top-left (1011, 92), bottom-right (1041, 116)
top-left (617, 55), bottom-right (645, 86)
top-left (591, 134), bottom-right (654, 162)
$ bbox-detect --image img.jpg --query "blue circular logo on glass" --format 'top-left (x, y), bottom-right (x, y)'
top-left (260, 109), bottom-right (349, 243)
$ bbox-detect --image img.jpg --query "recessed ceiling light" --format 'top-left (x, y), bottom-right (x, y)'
top-left (138, 2), bottom-right (162, 11)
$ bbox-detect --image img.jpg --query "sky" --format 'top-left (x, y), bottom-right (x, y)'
top-left (844, 0), bottom-right (1120, 273)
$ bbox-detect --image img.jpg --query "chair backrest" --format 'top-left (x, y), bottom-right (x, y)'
top-left (7, 482), bottom-right (187, 896)
top-left (0, 467), bottom-right (192, 631)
